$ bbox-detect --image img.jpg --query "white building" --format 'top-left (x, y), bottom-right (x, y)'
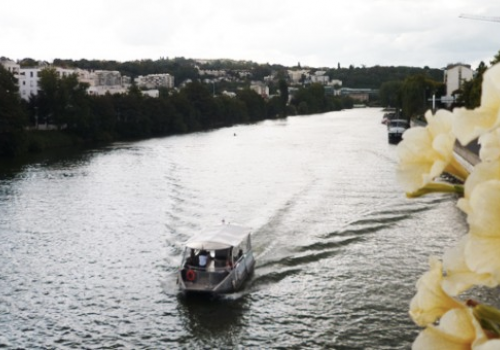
top-left (18, 66), bottom-right (82, 100)
top-left (198, 69), bottom-right (226, 77)
top-left (18, 68), bottom-right (40, 99)
top-left (250, 81), bottom-right (269, 97)
top-left (94, 70), bottom-right (122, 86)
top-left (0, 58), bottom-right (20, 75)
top-left (329, 79), bottom-right (342, 87)
top-left (135, 73), bottom-right (174, 89)
top-left (84, 70), bottom-right (130, 96)
top-left (0, 61), bottom-right (132, 98)
top-left (0, 59), bottom-right (35, 100)
top-left (142, 89), bottom-right (160, 98)
top-left (288, 69), bottom-right (309, 84)
top-left (222, 90), bottom-right (236, 98)
top-left (445, 63), bottom-right (474, 96)
top-left (310, 71), bottom-right (330, 85)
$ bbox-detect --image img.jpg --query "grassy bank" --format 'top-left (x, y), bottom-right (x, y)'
top-left (26, 130), bottom-right (84, 153)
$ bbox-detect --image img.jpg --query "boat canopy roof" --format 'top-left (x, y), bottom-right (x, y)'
top-left (185, 225), bottom-right (252, 250)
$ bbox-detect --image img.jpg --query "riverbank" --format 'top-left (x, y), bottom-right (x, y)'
top-left (26, 130), bottom-right (84, 153)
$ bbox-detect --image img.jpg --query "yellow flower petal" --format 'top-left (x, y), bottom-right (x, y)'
top-left (466, 180), bottom-right (500, 237)
top-left (453, 63), bottom-right (500, 145)
top-left (453, 108), bottom-right (500, 146)
top-left (479, 128), bottom-right (500, 162)
top-left (458, 161), bottom-right (500, 225)
top-left (474, 340), bottom-right (500, 350)
top-left (465, 234), bottom-right (500, 283)
top-left (397, 110), bottom-right (456, 193)
top-left (410, 257), bottom-right (464, 326)
top-left (442, 236), bottom-right (497, 296)
top-left (480, 62), bottom-right (500, 111)
top-left (412, 308), bottom-right (477, 350)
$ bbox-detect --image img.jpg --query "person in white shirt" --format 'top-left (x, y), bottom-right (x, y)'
top-left (199, 250), bottom-right (208, 267)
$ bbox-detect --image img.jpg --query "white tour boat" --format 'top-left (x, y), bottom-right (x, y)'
top-left (177, 224), bottom-right (255, 295)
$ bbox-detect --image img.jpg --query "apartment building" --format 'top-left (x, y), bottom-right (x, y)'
top-left (135, 73), bottom-right (174, 89)
top-left (0, 58), bottom-right (20, 75)
top-left (288, 69), bottom-right (309, 84)
top-left (250, 81), bottom-right (269, 98)
top-left (444, 63), bottom-right (474, 96)
top-left (310, 71), bottom-right (330, 84)
top-left (75, 69), bottom-right (130, 96)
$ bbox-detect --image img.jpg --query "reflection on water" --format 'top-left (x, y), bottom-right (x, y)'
top-left (177, 296), bottom-right (248, 347)
top-left (0, 109), bottom-right (469, 349)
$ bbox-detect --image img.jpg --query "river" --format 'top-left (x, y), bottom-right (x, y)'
top-left (0, 108), bottom-right (468, 349)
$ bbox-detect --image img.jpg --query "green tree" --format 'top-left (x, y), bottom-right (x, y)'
top-left (251, 64), bottom-right (272, 81)
top-left (114, 86), bottom-right (150, 138)
top-left (278, 79), bottom-right (289, 118)
top-left (37, 68), bottom-right (91, 132)
top-left (181, 81), bottom-right (218, 129)
top-left (88, 94), bottom-right (117, 141)
top-left (19, 58), bottom-right (38, 67)
top-left (401, 74), bottom-right (441, 119)
top-left (236, 89), bottom-right (266, 122)
top-left (215, 95), bottom-right (247, 126)
top-left (379, 80), bottom-right (402, 108)
top-left (491, 50), bottom-right (500, 65)
top-left (37, 67), bottom-right (59, 126)
top-left (297, 101), bottom-right (309, 114)
top-left (170, 90), bottom-right (200, 131)
top-left (0, 65), bottom-right (28, 156)
top-left (290, 83), bottom-right (327, 115)
top-left (60, 74), bottom-right (91, 135)
top-left (266, 96), bottom-right (283, 119)
top-left (457, 61), bottom-right (487, 109)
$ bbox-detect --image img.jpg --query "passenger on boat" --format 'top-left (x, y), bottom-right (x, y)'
top-left (199, 250), bottom-right (208, 267)
top-left (188, 249), bottom-right (196, 266)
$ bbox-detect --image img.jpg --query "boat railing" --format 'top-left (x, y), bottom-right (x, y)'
top-left (182, 265), bottom-right (229, 286)
top-left (185, 264), bottom-right (230, 273)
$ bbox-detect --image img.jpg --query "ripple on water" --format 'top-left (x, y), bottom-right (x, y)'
top-left (0, 109), bottom-right (468, 349)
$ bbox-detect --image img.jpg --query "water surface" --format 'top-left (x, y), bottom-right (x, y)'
top-left (0, 109), bottom-right (468, 349)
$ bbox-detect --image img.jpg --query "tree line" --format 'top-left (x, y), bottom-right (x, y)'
top-left (0, 65), bottom-right (354, 157)
top-left (4, 53), bottom-right (493, 157)
top-left (379, 50), bottom-right (500, 120)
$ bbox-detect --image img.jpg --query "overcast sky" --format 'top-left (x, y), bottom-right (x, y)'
top-left (2, 0), bottom-right (500, 69)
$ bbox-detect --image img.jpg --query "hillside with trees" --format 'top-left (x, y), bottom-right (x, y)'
top-left (2, 55), bottom-right (488, 157)
top-left (0, 62), bottom-right (355, 157)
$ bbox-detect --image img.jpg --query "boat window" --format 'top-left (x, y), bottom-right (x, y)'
top-left (214, 249), bottom-right (229, 259)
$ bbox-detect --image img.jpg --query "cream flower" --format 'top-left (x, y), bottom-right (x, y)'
top-left (479, 128), bottom-right (500, 162)
top-left (465, 234), bottom-right (500, 284)
top-left (457, 160), bottom-right (500, 216)
top-left (442, 235), bottom-right (497, 296)
top-left (397, 109), bottom-right (465, 194)
top-left (474, 340), bottom-right (500, 350)
top-left (463, 180), bottom-right (500, 238)
top-left (412, 308), bottom-right (481, 350)
top-left (453, 63), bottom-right (500, 146)
top-left (456, 180), bottom-right (500, 283)
top-left (410, 257), bottom-right (464, 326)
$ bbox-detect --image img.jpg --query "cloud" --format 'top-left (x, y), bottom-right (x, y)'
top-left (1, 0), bottom-right (499, 68)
